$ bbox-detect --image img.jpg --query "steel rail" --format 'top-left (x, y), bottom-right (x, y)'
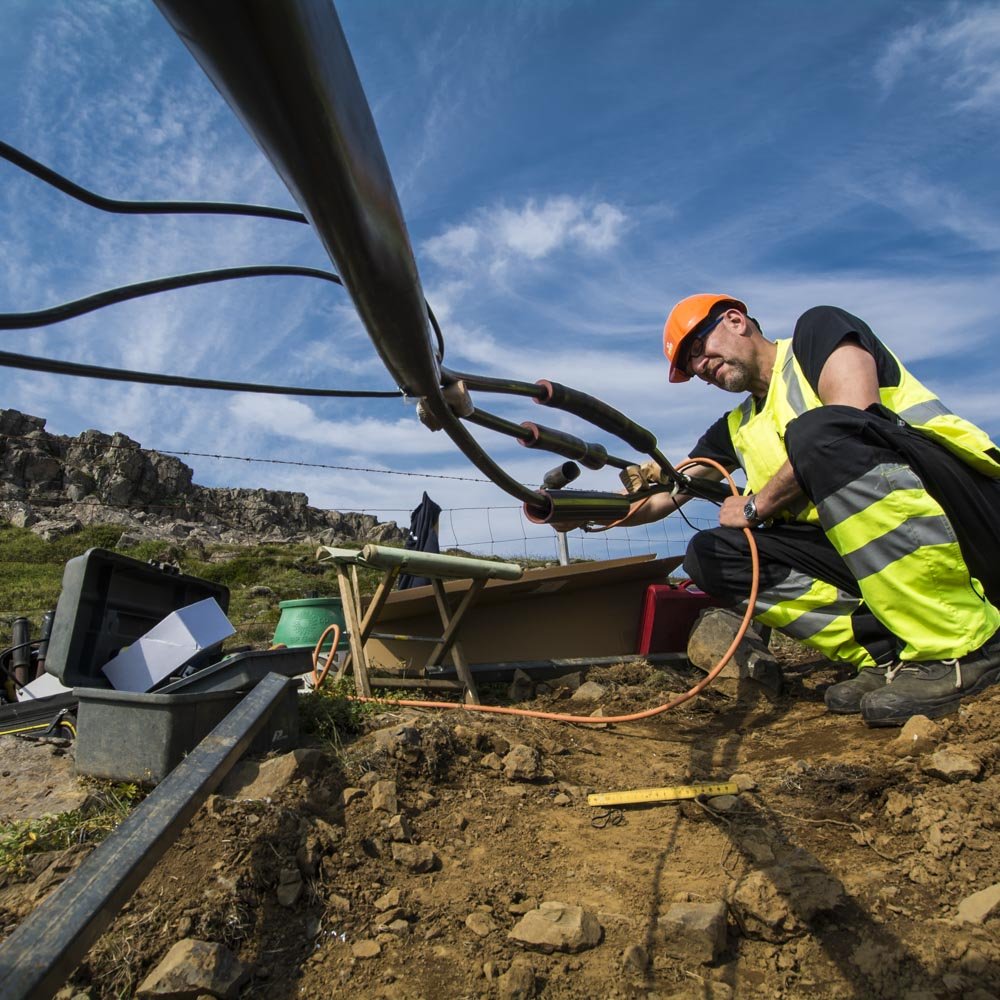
top-left (0, 673), bottom-right (292, 1000)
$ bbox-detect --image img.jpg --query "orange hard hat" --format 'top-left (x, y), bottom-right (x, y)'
top-left (663, 293), bottom-right (747, 384)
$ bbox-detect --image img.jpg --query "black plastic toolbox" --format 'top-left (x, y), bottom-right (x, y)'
top-left (45, 548), bottom-right (230, 689)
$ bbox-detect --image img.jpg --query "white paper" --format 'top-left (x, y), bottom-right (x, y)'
top-left (18, 672), bottom-right (72, 700)
top-left (102, 598), bottom-right (235, 693)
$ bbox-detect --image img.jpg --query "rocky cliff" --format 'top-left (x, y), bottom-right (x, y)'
top-left (0, 409), bottom-right (404, 546)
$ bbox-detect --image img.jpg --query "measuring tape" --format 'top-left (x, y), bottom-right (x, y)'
top-left (587, 781), bottom-right (739, 807)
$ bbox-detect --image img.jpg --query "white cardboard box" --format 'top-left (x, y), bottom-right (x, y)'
top-left (101, 598), bottom-right (235, 693)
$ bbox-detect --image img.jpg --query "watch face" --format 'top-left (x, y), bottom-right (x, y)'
top-left (744, 500), bottom-right (756, 521)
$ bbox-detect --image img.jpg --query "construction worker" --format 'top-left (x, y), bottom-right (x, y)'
top-left (618, 295), bottom-right (1000, 726)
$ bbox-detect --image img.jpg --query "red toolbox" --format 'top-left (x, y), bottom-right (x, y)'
top-left (636, 580), bottom-right (721, 655)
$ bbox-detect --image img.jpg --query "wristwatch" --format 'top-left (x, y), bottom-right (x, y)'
top-left (743, 496), bottom-right (760, 525)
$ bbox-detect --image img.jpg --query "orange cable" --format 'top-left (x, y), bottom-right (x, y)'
top-left (313, 456), bottom-right (759, 726)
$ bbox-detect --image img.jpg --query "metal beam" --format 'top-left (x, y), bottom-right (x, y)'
top-left (0, 673), bottom-right (293, 1000)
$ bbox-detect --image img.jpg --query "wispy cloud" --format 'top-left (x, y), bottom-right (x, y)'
top-left (875, 3), bottom-right (1000, 111)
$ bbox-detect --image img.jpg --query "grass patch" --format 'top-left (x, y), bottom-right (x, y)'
top-left (299, 678), bottom-right (405, 748)
top-left (0, 781), bottom-right (145, 877)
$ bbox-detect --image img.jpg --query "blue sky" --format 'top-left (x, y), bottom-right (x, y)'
top-left (2, 1), bottom-right (1000, 558)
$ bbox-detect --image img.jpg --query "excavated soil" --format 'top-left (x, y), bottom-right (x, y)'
top-left (3, 658), bottom-right (1000, 999)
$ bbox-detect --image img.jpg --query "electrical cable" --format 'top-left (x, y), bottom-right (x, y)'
top-left (324, 455), bottom-right (760, 726)
top-left (0, 139), bottom-right (308, 224)
top-left (0, 265), bottom-right (342, 330)
top-left (0, 349), bottom-right (400, 398)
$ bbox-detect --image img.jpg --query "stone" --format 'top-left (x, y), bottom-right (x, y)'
top-left (387, 814), bottom-right (413, 842)
top-left (391, 842), bottom-right (439, 873)
top-left (730, 863), bottom-right (844, 942)
top-left (508, 669), bottom-right (536, 702)
top-left (328, 894), bottom-right (351, 913)
top-left (499, 960), bottom-right (537, 999)
top-left (890, 715), bottom-right (943, 757)
top-left (375, 725), bottom-right (423, 760)
top-left (136, 938), bottom-right (249, 999)
top-left (687, 608), bottom-right (783, 694)
top-left (884, 790), bottom-right (912, 818)
top-left (730, 772), bottom-right (757, 792)
top-left (339, 787), bottom-right (366, 807)
top-left (569, 681), bottom-right (606, 703)
top-left (508, 901), bottom-right (602, 954)
top-left (555, 671), bottom-right (583, 692)
top-left (658, 900), bottom-right (728, 964)
top-left (217, 749), bottom-right (327, 799)
top-left (276, 867), bottom-right (303, 908)
top-left (622, 943), bottom-right (649, 974)
top-left (921, 749), bottom-right (981, 782)
top-left (481, 752), bottom-right (504, 771)
top-left (375, 888), bottom-right (402, 911)
top-left (371, 780), bottom-right (399, 814)
top-left (954, 883), bottom-right (1000, 925)
top-left (502, 745), bottom-right (544, 782)
top-left (552, 793), bottom-right (572, 806)
top-left (466, 911), bottom-right (497, 936)
top-left (707, 794), bottom-right (740, 813)
top-left (352, 939), bottom-right (381, 959)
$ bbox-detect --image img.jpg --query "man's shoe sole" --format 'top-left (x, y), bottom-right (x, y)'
top-left (861, 665), bottom-right (1000, 728)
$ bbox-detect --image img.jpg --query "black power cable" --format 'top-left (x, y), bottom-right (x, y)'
top-left (0, 265), bottom-right (341, 330)
top-left (0, 139), bottom-right (308, 224)
top-left (0, 350), bottom-right (400, 399)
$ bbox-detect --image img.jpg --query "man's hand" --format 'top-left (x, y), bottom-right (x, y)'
top-left (719, 494), bottom-right (755, 528)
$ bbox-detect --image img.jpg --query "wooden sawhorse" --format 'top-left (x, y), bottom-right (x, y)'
top-left (317, 544), bottom-right (523, 704)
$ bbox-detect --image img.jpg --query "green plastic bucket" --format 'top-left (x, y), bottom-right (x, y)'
top-left (272, 597), bottom-right (346, 653)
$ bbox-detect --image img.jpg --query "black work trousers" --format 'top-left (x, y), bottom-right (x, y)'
top-left (684, 405), bottom-right (1000, 665)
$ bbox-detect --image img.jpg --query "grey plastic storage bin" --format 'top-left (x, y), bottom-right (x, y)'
top-left (73, 681), bottom-right (299, 785)
top-left (46, 548), bottom-right (230, 688)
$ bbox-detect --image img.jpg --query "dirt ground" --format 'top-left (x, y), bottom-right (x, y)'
top-left (3, 655), bottom-right (1000, 999)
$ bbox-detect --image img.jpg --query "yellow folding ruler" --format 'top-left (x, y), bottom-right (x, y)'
top-left (588, 781), bottom-right (739, 807)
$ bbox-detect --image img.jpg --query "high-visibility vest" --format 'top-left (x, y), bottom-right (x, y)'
top-left (726, 338), bottom-right (1000, 524)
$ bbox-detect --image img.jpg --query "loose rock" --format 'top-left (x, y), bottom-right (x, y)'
top-left (570, 681), bottom-right (606, 703)
top-left (391, 842), bottom-right (439, 873)
top-left (921, 749), bottom-right (981, 783)
top-left (352, 939), bottom-right (381, 959)
top-left (499, 959), bottom-right (537, 999)
top-left (466, 911), bottom-right (497, 936)
top-left (509, 901), bottom-right (602, 954)
top-left (503, 745), bottom-right (544, 782)
top-left (658, 899), bottom-right (728, 964)
top-left (730, 863), bottom-right (845, 942)
top-left (372, 779), bottom-right (399, 814)
top-left (136, 938), bottom-right (249, 999)
top-left (217, 749), bottom-right (327, 799)
top-left (891, 716), bottom-right (943, 757)
top-left (954, 883), bottom-right (1000, 925)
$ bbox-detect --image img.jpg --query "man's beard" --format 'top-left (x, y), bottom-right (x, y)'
top-left (710, 359), bottom-right (752, 393)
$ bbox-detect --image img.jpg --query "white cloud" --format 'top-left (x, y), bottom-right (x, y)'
top-left (423, 194), bottom-right (628, 273)
top-left (875, 4), bottom-right (1000, 111)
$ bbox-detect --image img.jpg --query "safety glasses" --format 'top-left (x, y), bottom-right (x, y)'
top-left (681, 313), bottom-right (726, 375)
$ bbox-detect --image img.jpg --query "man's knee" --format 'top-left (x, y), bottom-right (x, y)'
top-left (684, 528), bottom-right (751, 602)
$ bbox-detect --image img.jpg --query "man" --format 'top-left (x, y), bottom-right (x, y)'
top-left (618, 294), bottom-right (1000, 727)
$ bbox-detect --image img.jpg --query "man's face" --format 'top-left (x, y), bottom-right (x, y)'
top-left (686, 312), bottom-right (753, 393)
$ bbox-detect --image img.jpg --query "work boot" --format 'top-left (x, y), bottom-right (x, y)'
top-left (823, 665), bottom-right (890, 714)
top-left (860, 631), bottom-right (1000, 727)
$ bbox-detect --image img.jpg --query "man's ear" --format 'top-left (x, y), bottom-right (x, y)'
top-left (729, 309), bottom-right (750, 336)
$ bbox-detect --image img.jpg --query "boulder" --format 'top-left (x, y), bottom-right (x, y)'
top-left (509, 901), bottom-right (602, 954)
top-left (136, 939), bottom-right (249, 999)
top-left (921, 749), bottom-right (981, 783)
top-left (891, 716), bottom-right (943, 757)
top-left (729, 862), bottom-right (844, 942)
top-left (687, 608), bottom-right (783, 694)
top-left (217, 748), bottom-right (328, 799)
top-left (391, 842), bottom-right (439, 873)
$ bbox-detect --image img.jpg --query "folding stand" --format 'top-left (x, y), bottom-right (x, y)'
top-left (316, 545), bottom-right (523, 704)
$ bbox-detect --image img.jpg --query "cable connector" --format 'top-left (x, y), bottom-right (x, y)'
top-left (416, 380), bottom-right (474, 431)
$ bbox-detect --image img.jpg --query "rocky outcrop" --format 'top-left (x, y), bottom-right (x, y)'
top-left (0, 409), bottom-right (403, 546)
